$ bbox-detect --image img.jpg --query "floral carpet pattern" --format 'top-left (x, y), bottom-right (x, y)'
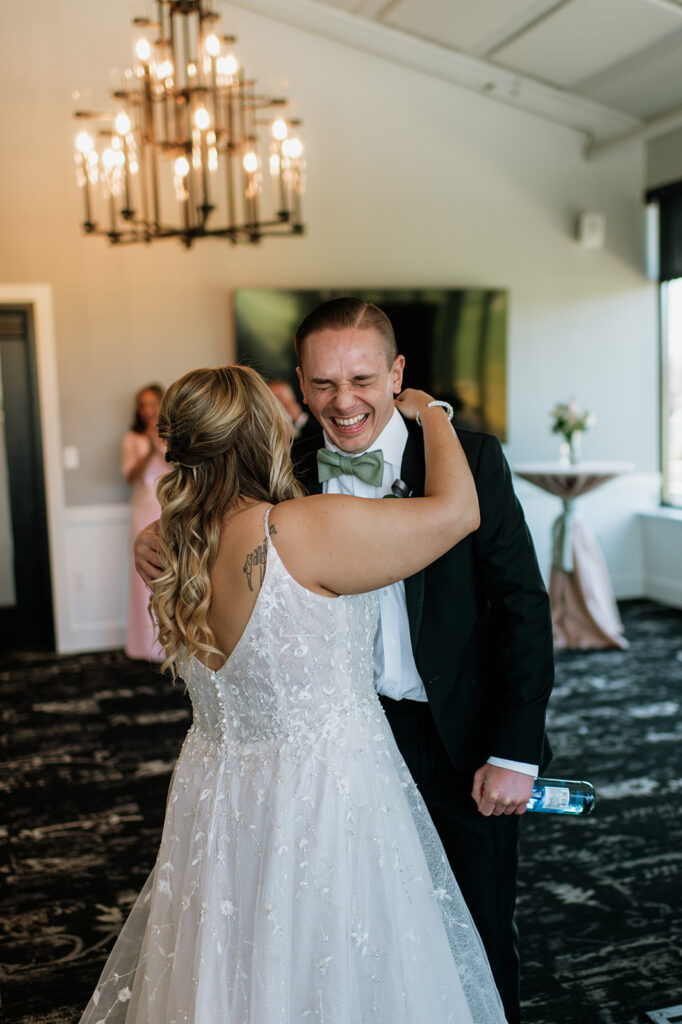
top-left (1, 599), bottom-right (681, 1023)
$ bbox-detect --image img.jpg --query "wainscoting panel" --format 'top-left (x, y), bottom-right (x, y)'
top-left (62, 504), bottom-right (130, 652)
top-left (640, 509), bottom-right (682, 609)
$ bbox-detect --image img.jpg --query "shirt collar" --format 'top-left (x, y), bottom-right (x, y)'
top-left (324, 408), bottom-right (408, 470)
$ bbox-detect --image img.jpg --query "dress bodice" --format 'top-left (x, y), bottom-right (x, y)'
top-left (181, 509), bottom-right (379, 749)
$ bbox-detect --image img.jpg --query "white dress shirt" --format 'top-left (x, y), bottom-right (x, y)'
top-left (324, 410), bottom-right (427, 702)
top-left (322, 409), bottom-right (537, 778)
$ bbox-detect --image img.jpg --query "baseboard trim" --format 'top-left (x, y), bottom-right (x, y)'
top-left (642, 574), bottom-right (682, 609)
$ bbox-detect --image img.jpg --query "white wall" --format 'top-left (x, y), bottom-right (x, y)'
top-left (0, 1), bottom-right (666, 649)
top-left (647, 125), bottom-right (682, 189)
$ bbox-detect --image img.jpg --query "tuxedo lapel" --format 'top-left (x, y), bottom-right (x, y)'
top-left (399, 423), bottom-right (426, 498)
top-left (400, 425), bottom-right (426, 648)
top-left (292, 434), bottom-right (323, 495)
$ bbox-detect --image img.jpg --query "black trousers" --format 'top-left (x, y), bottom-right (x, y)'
top-left (380, 695), bottom-right (521, 1024)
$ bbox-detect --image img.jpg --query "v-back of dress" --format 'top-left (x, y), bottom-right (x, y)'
top-left (80, 508), bottom-right (506, 1024)
top-left (185, 506), bottom-right (380, 752)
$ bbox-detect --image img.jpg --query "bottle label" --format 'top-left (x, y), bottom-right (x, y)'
top-left (541, 785), bottom-right (571, 810)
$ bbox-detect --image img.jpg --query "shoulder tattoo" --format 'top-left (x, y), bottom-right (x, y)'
top-left (242, 523), bottom-right (278, 592)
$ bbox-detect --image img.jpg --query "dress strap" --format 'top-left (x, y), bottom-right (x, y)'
top-left (264, 504), bottom-right (274, 543)
top-left (263, 503), bottom-right (284, 575)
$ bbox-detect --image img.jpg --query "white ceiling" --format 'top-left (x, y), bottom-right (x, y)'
top-left (313, 0), bottom-right (682, 127)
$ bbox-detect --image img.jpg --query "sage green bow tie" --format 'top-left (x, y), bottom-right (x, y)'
top-left (317, 448), bottom-right (385, 487)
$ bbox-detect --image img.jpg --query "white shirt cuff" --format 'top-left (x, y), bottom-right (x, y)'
top-left (487, 756), bottom-right (538, 777)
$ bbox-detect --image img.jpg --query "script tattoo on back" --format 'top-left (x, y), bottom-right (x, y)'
top-left (242, 523), bottom-right (278, 592)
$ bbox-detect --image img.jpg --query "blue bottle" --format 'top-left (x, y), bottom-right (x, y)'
top-left (526, 777), bottom-right (595, 816)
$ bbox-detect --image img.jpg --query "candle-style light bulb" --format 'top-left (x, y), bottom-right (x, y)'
top-left (87, 149), bottom-right (99, 183)
top-left (76, 131), bottom-right (94, 155)
top-left (282, 137), bottom-right (303, 159)
top-left (272, 119), bottom-right (288, 141)
top-left (217, 54), bottom-right (238, 78)
top-left (243, 151), bottom-right (259, 174)
top-left (207, 131), bottom-right (218, 172)
top-left (174, 156), bottom-right (191, 204)
top-left (115, 112), bottom-right (131, 136)
top-left (194, 107), bottom-right (210, 131)
top-left (157, 59), bottom-right (174, 81)
top-left (135, 38), bottom-right (152, 62)
top-left (205, 34), bottom-right (221, 57)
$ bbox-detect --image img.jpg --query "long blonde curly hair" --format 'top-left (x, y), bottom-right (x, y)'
top-left (150, 364), bottom-right (305, 679)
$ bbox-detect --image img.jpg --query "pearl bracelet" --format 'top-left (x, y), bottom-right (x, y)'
top-left (416, 400), bottom-right (454, 427)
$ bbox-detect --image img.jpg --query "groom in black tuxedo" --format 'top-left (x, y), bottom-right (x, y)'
top-left (291, 298), bottom-right (554, 1024)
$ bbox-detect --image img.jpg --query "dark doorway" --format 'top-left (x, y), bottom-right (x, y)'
top-left (0, 305), bottom-right (54, 652)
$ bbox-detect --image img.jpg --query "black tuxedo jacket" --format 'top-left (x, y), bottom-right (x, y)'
top-left (292, 421), bottom-right (554, 781)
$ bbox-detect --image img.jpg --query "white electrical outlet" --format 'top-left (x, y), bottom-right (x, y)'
top-left (63, 446), bottom-right (80, 470)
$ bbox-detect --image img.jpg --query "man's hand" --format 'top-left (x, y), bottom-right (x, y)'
top-left (471, 764), bottom-right (533, 817)
top-left (134, 520), bottom-right (163, 586)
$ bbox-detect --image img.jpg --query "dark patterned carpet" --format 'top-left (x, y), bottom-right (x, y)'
top-left (1, 599), bottom-right (681, 1024)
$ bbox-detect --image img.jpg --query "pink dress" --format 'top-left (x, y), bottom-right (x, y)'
top-left (122, 431), bottom-right (168, 661)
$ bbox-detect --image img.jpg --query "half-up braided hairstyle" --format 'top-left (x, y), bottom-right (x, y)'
top-left (151, 364), bottom-right (304, 679)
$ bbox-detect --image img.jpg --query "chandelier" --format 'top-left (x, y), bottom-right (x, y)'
top-left (73, 1), bottom-right (305, 247)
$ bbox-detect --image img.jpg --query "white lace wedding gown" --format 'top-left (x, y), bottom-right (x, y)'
top-left (80, 509), bottom-right (507, 1024)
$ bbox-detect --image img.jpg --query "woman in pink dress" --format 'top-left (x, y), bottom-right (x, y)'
top-left (122, 384), bottom-right (167, 661)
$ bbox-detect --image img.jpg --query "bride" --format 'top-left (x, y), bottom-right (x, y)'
top-left (80, 364), bottom-right (507, 1024)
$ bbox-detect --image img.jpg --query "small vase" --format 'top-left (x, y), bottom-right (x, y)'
top-left (568, 431), bottom-right (582, 465)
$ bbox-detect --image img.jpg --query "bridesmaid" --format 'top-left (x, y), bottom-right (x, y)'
top-left (121, 384), bottom-right (167, 661)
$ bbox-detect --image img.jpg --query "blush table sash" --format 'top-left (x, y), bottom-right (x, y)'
top-left (513, 461), bottom-right (635, 650)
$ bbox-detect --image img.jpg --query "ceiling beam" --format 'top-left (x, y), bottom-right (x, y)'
top-left (373, 0), bottom-right (402, 18)
top-left (476, 0), bottom-right (574, 60)
top-left (225, 0), bottom-right (640, 143)
top-left (585, 101), bottom-right (682, 159)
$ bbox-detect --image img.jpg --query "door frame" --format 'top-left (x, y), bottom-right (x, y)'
top-left (0, 285), bottom-right (67, 651)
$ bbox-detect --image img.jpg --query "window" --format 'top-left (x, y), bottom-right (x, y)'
top-left (646, 181), bottom-right (682, 508)
top-left (662, 280), bottom-right (682, 506)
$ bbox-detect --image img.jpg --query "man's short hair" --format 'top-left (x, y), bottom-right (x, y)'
top-left (294, 298), bottom-right (398, 368)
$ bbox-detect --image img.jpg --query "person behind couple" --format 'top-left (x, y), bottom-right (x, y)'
top-left (121, 383), bottom-right (166, 662)
top-left (81, 363), bottom-right (511, 1024)
top-left (266, 376), bottom-right (315, 440)
top-left (290, 297), bottom-right (554, 1024)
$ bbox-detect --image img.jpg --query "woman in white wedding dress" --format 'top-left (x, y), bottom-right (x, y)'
top-left (80, 365), bottom-right (507, 1024)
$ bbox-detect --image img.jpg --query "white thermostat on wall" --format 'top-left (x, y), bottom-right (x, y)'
top-left (576, 211), bottom-right (606, 249)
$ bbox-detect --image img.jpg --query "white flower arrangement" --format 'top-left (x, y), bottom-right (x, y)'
top-left (549, 399), bottom-right (596, 441)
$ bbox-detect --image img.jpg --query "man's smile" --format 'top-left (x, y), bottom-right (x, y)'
top-left (329, 413), bottom-right (370, 434)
